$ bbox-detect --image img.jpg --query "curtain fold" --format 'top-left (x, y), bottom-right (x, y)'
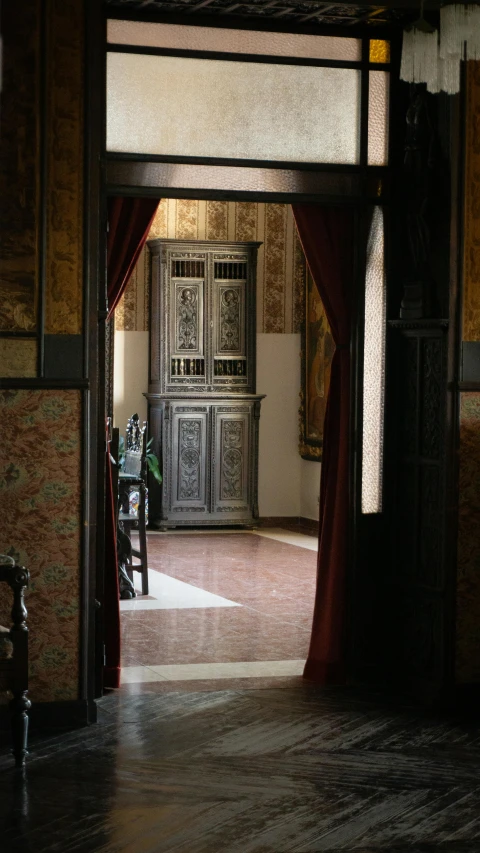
top-left (292, 204), bottom-right (355, 685)
top-left (103, 429), bottom-right (121, 689)
top-left (103, 196), bottom-right (159, 687)
top-left (107, 196), bottom-right (159, 320)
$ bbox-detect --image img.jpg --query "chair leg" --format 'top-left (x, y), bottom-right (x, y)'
top-left (11, 691), bottom-right (31, 768)
top-left (138, 493), bottom-right (148, 596)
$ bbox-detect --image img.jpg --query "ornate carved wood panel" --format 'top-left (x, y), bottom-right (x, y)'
top-left (146, 239), bottom-right (263, 528)
top-left (213, 409), bottom-right (251, 514)
top-left (170, 409), bottom-right (209, 512)
top-left (174, 283), bottom-right (203, 355)
top-left (385, 321), bottom-right (449, 692)
top-left (148, 239), bottom-right (260, 394)
top-left (215, 284), bottom-right (245, 357)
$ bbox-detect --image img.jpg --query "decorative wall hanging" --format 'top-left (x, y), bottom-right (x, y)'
top-left (299, 270), bottom-right (334, 462)
top-left (400, 3), bottom-right (480, 95)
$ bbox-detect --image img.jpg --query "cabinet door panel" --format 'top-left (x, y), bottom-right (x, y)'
top-left (170, 408), bottom-right (209, 513)
top-left (213, 408), bottom-right (251, 514)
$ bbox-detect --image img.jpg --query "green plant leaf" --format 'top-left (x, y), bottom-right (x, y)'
top-left (146, 452), bottom-right (162, 484)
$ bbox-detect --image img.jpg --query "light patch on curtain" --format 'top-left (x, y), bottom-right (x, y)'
top-left (362, 207), bottom-right (386, 514)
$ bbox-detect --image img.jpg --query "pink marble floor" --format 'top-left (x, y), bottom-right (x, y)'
top-left (120, 532), bottom-right (317, 689)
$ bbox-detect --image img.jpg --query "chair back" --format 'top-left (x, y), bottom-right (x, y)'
top-left (124, 414), bottom-right (147, 480)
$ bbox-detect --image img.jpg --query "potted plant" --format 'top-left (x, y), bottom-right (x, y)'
top-left (118, 435), bottom-right (162, 484)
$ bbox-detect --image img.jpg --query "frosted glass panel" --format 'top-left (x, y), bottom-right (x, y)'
top-left (362, 207), bottom-right (386, 515)
top-left (368, 71), bottom-right (389, 166)
top-left (107, 53), bottom-right (361, 164)
top-left (108, 20), bottom-right (361, 61)
top-left (106, 161), bottom-right (362, 196)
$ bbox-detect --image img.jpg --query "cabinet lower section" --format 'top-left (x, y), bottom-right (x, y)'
top-left (146, 395), bottom-right (263, 527)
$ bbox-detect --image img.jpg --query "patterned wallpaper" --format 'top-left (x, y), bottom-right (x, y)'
top-left (0, 340), bottom-right (37, 377)
top-left (45, 0), bottom-right (84, 335)
top-left (115, 199), bottom-right (306, 334)
top-left (0, 0), bottom-right (85, 378)
top-left (0, 1), bottom-right (40, 337)
top-left (0, 0), bottom-right (85, 706)
top-left (456, 393), bottom-right (480, 683)
top-left (0, 390), bottom-right (82, 701)
top-left (463, 62), bottom-right (480, 343)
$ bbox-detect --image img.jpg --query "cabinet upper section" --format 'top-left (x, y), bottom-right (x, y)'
top-left (148, 239), bottom-right (261, 395)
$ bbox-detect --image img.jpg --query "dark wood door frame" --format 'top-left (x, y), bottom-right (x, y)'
top-left (84, 5), bottom-right (401, 704)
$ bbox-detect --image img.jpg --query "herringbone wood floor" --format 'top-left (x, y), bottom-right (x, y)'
top-left (2, 686), bottom-right (480, 852)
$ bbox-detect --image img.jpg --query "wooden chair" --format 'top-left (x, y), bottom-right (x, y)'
top-left (0, 556), bottom-right (30, 767)
top-left (118, 415), bottom-right (149, 596)
top-left (108, 425), bottom-right (135, 600)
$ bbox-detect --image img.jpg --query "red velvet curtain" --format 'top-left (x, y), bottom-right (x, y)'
top-left (292, 204), bottom-right (355, 684)
top-left (106, 196), bottom-right (159, 320)
top-left (103, 428), bottom-right (121, 689)
top-left (103, 196), bottom-right (159, 688)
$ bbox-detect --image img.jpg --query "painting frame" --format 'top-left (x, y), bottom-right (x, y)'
top-left (299, 269), bottom-right (334, 462)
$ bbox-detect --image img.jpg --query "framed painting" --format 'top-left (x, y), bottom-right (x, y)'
top-left (299, 270), bottom-right (334, 461)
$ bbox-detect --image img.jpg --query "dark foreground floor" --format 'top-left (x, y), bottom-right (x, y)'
top-left (1, 686), bottom-right (480, 853)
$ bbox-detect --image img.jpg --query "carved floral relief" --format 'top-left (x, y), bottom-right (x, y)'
top-left (221, 421), bottom-right (243, 500)
top-left (179, 420), bottom-right (201, 500)
top-left (177, 287), bottom-right (199, 350)
top-left (219, 287), bottom-right (241, 352)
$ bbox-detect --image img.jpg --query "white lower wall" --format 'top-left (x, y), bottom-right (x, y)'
top-left (113, 331), bottom-right (149, 433)
top-left (300, 458), bottom-right (321, 521)
top-left (256, 333), bottom-right (302, 517)
top-left (113, 329), bottom-right (321, 520)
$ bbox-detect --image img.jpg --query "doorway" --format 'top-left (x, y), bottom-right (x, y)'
top-left (111, 196), bottom-right (325, 690)
top-left (92, 15), bottom-right (392, 700)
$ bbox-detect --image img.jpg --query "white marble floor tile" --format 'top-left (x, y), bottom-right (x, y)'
top-left (120, 666), bottom-right (168, 684)
top-left (148, 660), bottom-right (306, 681)
top-left (119, 570), bottom-right (241, 612)
top-left (146, 529), bottom-right (249, 536)
top-left (251, 529), bottom-right (318, 551)
top-left (146, 527), bottom-right (318, 551)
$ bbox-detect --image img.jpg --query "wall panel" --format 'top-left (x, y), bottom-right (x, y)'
top-left (0, 1), bottom-right (40, 340)
top-left (45, 0), bottom-right (84, 336)
top-left (0, 390), bottom-right (82, 701)
top-left (457, 62), bottom-right (480, 684)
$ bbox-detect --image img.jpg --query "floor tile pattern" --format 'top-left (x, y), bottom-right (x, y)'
top-left (121, 660), bottom-right (306, 683)
top-left (120, 570), bottom-right (240, 611)
top-left (2, 687), bottom-right (480, 852)
top-left (121, 532), bottom-right (317, 681)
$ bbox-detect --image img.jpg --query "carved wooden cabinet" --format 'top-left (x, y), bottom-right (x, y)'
top-left (145, 239), bottom-right (264, 528)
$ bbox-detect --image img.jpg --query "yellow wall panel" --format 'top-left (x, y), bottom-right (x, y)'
top-left (45, 0), bottom-right (84, 335)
